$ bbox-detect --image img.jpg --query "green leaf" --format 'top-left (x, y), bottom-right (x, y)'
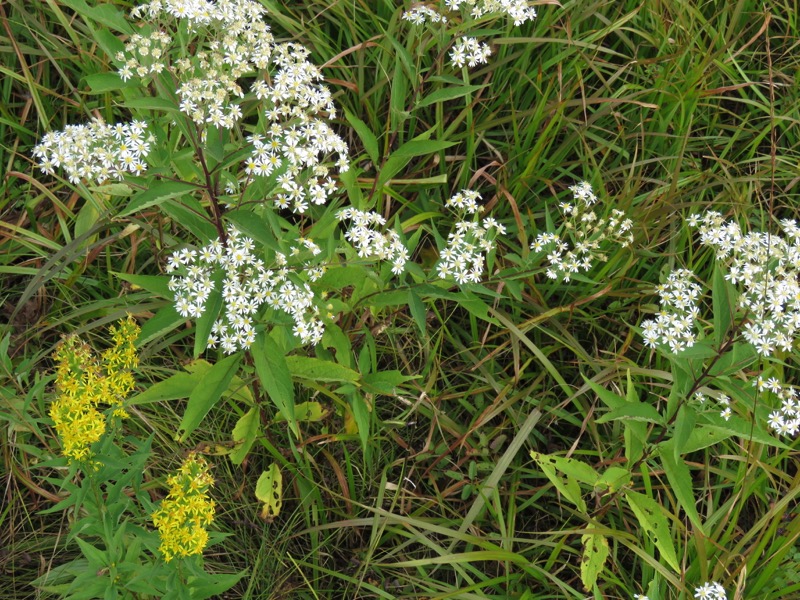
top-left (285, 355), bottom-right (360, 383)
top-left (672, 404), bottom-right (696, 461)
top-left (362, 370), bottom-right (418, 395)
top-left (415, 84), bottom-right (488, 108)
top-left (177, 354), bottom-right (242, 442)
top-left (255, 464), bottom-right (282, 520)
top-left (193, 271), bottom-right (223, 358)
top-left (75, 538), bottom-right (108, 568)
top-left (112, 273), bottom-right (172, 298)
top-left (128, 371), bottom-right (200, 406)
top-left (121, 180), bottom-right (199, 217)
top-left (161, 200), bottom-right (217, 241)
top-left (135, 303), bottom-right (185, 347)
top-left (350, 393), bottom-right (371, 451)
top-left (658, 449), bottom-right (705, 534)
top-left (530, 451), bottom-right (599, 512)
top-left (378, 138), bottom-right (456, 187)
top-left (344, 108), bottom-right (379, 164)
top-left (84, 72), bottom-right (136, 94)
top-left (60, 0), bottom-right (133, 33)
top-left (624, 489), bottom-right (680, 572)
top-left (187, 571), bottom-right (246, 600)
top-left (251, 333), bottom-right (296, 437)
top-left (273, 401), bottom-right (327, 423)
top-left (580, 534), bottom-right (609, 591)
top-left (595, 402), bottom-right (664, 424)
top-left (712, 261), bottom-right (737, 346)
top-left (229, 408), bottom-right (259, 465)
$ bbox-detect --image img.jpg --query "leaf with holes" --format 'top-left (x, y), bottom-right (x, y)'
top-left (255, 464), bottom-right (282, 521)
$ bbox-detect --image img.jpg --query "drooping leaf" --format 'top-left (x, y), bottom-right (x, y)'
top-left (580, 534), bottom-right (609, 591)
top-left (251, 333), bottom-right (296, 436)
top-left (229, 408), bottom-right (259, 465)
top-left (658, 449), bottom-right (705, 534)
top-left (624, 489), bottom-right (680, 572)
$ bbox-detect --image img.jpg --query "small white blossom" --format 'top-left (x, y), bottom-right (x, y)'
top-left (450, 37), bottom-right (492, 69)
top-left (694, 581), bottom-right (727, 600)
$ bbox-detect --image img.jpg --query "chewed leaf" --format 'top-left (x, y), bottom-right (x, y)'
top-left (255, 464), bottom-right (283, 521)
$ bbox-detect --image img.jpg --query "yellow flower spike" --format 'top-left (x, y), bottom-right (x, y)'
top-left (152, 453), bottom-right (216, 562)
top-left (50, 317), bottom-right (141, 463)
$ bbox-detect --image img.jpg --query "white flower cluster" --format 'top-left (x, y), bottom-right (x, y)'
top-left (246, 43), bottom-right (349, 214)
top-left (126, 0), bottom-right (274, 129)
top-left (530, 182), bottom-right (634, 281)
top-left (167, 225), bottom-right (324, 352)
top-left (689, 211), bottom-right (800, 357)
top-left (117, 31), bottom-right (171, 81)
top-left (445, 0), bottom-right (538, 26)
top-left (693, 391), bottom-right (732, 421)
top-left (450, 37), bottom-right (492, 69)
top-left (402, 6), bottom-right (447, 24)
top-left (33, 119), bottom-right (151, 184)
top-left (694, 581), bottom-right (726, 600)
top-left (640, 269), bottom-right (701, 352)
top-left (756, 376), bottom-right (800, 437)
top-left (437, 190), bottom-right (506, 284)
top-left (336, 208), bottom-right (409, 275)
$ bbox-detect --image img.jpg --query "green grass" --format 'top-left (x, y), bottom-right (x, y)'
top-left (3, 0), bottom-right (800, 598)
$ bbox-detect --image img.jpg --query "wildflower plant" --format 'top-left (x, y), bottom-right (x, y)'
top-left (436, 190), bottom-right (506, 284)
top-left (530, 182), bottom-right (634, 281)
top-left (151, 452), bottom-right (216, 562)
top-left (42, 319), bottom-right (242, 597)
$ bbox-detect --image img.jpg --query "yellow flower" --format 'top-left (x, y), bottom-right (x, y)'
top-left (50, 316), bottom-right (141, 463)
top-left (152, 453), bottom-right (216, 562)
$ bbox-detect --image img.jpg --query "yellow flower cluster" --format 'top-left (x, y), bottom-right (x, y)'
top-left (49, 316), bottom-right (141, 462)
top-left (152, 453), bottom-right (216, 562)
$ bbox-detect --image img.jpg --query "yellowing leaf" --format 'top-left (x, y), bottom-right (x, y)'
top-left (255, 464), bottom-right (282, 521)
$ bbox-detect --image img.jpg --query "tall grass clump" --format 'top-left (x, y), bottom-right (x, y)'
top-left (2, 1), bottom-right (800, 599)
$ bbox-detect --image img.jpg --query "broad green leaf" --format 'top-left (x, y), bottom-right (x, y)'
top-left (161, 199), bottom-right (217, 241)
top-left (584, 376), bottom-right (625, 410)
top-left (251, 333), bottom-right (296, 437)
top-left (595, 466), bottom-right (631, 494)
top-left (273, 401), bottom-right (327, 423)
top-left (658, 449), bottom-right (705, 534)
top-left (229, 408), bottom-right (259, 465)
top-left (362, 370), bottom-right (418, 395)
top-left (595, 402), bottom-right (663, 425)
top-left (61, 0), bottom-right (133, 32)
top-left (350, 393), bottom-right (371, 451)
top-left (378, 139), bottom-right (456, 187)
top-left (122, 97), bottom-right (179, 112)
top-left (708, 342), bottom-right (757, 377)
top-left (407, 289), bottom-right (428, 336)
top-left (121, 180), bottom-right (198, 217)
top-left (624, 489), bottom-right (680, 572)
top-left (75, 538), bottom-right (108, 568)
top-left (128, 371), bottom-right (200, 405)
top-left (113, 272), bottom-right (172, 298)
top-left (193, 271), bottom-right (223, 358)
top-left (344, 108), bottom-right (379, 164)
top-left (285, 355), bottom-right (360, 383)
top-left (672, 404), bottom-right (696, 461)
top-left (415, 84), bottom-right (489, 108)
top-left (530, 451), bottom-right (599, 512)
top-left (580, 534), bottom-right (609, 591)
top-left (177, 354), bottom-right (241, 442)
top-left (255, 464), bottom-right (282, 520)
top-left (712, 261), bottom-right (737, 346)
top-left (135, 303), bottom-right (184, 347)
top-left (84, 72), bottom-right (136, 93)
top-left (677, 340), bottom-right (718, 360)
top-left (185, 571), bottom-right (246, 600)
